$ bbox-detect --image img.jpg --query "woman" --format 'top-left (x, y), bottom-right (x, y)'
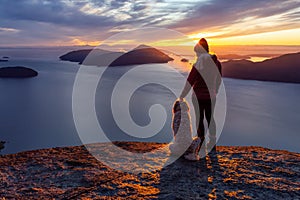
top-left (179, 38), bottom-right (222, 152)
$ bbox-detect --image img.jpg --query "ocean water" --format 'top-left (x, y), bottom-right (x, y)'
top-left (0, 48), bottom-right (299, 154)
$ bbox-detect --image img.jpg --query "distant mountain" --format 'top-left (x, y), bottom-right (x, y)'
top-left (59, 44), bottom-right (173, 66)
top-left (222, 52), bottom-right (300, 83)
top-left (218, 54), bottom-right (251, 60)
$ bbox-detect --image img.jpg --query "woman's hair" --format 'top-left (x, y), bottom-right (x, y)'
top-left (199, 38), bottom-right (209, 52)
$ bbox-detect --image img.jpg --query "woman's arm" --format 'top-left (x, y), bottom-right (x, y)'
top-left (179, 67), bottom-right (197, 99)
top-left (180, 81), bottom-right (192, 99)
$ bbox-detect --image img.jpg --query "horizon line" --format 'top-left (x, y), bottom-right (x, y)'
top-left (1, 44), bottom-right (300, 48)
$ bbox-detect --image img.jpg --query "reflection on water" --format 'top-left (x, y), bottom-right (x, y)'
top-left (248, 56), bottom-right (271, 62)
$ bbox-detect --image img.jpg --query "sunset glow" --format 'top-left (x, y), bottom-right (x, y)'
top-left (69, 27), bottom-right (300, 47)
top-left (203, 28), bottom-right (300, 46)
top-left (0, 0), bottom-right (299, 47)
top-left (70, 38), bottom-right (101, 46)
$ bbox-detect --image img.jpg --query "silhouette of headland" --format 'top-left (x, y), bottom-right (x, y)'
top-left (222, 52), bottom-right (300, 83)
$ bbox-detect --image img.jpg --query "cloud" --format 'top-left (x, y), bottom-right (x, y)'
top-left (168, 0), bottom-right (300, 38)
top-left (0, 0), bottom-right (114, 28)
top-left (0, 27), bottom-right (19, 33)
top-left (0, 0), bottom-right (299, 46)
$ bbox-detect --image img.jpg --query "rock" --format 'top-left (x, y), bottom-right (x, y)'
top-left (0, 66), bottom-right (38, 78)
top-left (0, 141), bottom-right (5, 151)
top-left (59, 44), bottom-right (173, 66)
top-left (0, 142), bottom-right (299, 199)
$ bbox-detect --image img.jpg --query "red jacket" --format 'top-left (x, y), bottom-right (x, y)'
top-left (187, 54), bottom-right (222, 100)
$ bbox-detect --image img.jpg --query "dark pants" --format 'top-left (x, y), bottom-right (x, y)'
top-left (192, 97), bottom-right (216, 144)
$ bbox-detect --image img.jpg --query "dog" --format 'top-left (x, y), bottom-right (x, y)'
top-left (169, 99), bottom-right (201, 161)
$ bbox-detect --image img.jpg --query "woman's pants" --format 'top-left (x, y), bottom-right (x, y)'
top-left (192, 97), bottom-right (216, 146)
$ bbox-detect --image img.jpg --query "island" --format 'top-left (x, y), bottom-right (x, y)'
top-left (59, 49), bottom-right (110, 63)
top-left (222, 52), bottom-right (300, 83)
top-left (59, 44), bottom-right (174, 66)
top-left (0, 142), bottom-right (298, 199)
top-left (0, 56), bottom-right (9, 62)
top-left (181, 58), bottom-right (189, 62)
top-left (0, 66), bottom-right (38, 78)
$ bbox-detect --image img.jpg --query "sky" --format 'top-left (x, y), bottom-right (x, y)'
top-left (0, 0), bottom-right (300, 47)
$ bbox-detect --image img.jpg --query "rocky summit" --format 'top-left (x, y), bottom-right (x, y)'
top-left (0, 142), bottom-right (299, 199)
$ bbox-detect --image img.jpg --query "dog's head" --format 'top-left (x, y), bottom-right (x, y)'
top-left (173, 99), bottom-right (190, 113)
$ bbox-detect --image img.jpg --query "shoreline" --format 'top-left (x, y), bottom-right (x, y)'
top-left (0, 142), bottom-right (299, 199)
